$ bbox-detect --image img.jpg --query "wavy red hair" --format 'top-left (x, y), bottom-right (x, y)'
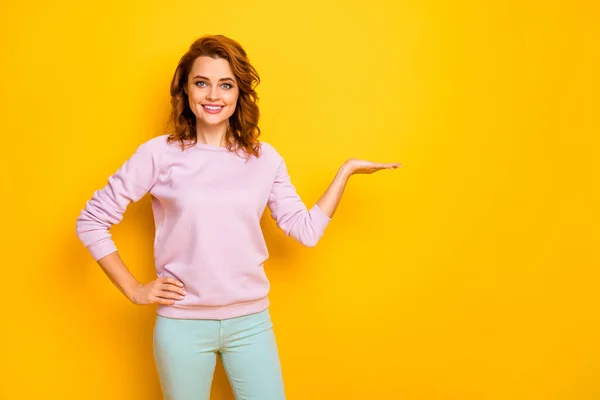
top-left (166, 35), bottom-right (261, 159)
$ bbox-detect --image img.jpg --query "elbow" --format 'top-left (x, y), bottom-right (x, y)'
top-left (284, 212), bottom-right (327, 248)
top-left (299, 233), bottom-right (323, 248)
top-left (288, 228), bottom-right (321, 247)
top-left (75, 214), bottom-right (85, 242)
top-left (75, 210), bottom-right (93, 242)
top-left (75, 208), bottom-right (108, 246)
top-left (302, 239), bottom-right (319, 248)
top-left (75, 222), bottom-right (89, 245)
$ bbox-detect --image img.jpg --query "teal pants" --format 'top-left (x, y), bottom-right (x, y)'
top-left (153, 308), bottom-right (286, 400)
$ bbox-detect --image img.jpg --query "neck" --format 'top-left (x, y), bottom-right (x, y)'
top-left (195, 120), bottom-right (229, 147)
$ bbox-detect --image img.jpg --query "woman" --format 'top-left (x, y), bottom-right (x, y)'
top-left (76, 34), bottom-right (400, 400)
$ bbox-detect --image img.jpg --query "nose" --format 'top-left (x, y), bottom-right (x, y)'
top-left (206, 86), bottom-right (219, 101)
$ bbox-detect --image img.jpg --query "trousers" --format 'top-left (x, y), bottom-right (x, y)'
top-left (153, 307), bottom-right (286, 400)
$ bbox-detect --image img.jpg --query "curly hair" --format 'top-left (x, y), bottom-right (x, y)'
top-left (166, 35), bottom-right (262, 159)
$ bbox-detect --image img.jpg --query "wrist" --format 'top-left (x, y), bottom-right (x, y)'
top-left (339, 162), bottom-right (354, 179)
top-left (125, 281), bottom-right (142, 304)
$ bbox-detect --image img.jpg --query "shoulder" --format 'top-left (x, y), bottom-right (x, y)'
top-left (258, 141), bottom-right (291, 178)
top-left (258, 141), bottom-right (284, 162)
top-left (140, 134), bottom-right (171, 150)
top-left (124, 135), bottom-right (173, 169)
top-left (136, 134), bottom-right (176, 156)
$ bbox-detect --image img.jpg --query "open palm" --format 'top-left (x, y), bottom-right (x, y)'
top-left (345, 158), bottom-right (402, 175)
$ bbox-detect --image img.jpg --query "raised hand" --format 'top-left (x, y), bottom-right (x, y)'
top-left (343, 158), bottom-right (402, 175)
top-left (315, 158), bottom-right (402, 219)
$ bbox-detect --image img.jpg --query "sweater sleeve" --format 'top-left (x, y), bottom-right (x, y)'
top-left (75, 139), bottom-right (162, 261)
top-left (267, 158), bottom-right (332, 247)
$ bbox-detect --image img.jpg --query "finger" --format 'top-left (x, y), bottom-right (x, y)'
top-left (154, 296), bottom-right (176, 305)
top-left (159, 289), bottom-right (185, 300)
top-left (162, 283), bottom-right (187, 296)
top-left (379, 163), bottom-right (401, 169)
top-left (163, 277), bottom-right (184, 287)
top-left (372, 164), bottom-right (389, 170)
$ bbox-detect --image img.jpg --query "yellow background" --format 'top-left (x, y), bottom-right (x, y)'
top-left (1, 0), bottom-right (598, 399)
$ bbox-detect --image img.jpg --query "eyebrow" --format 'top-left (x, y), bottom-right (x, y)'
top-left (191, 75), bottom-right (235, 83)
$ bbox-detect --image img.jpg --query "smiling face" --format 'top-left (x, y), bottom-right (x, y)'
top-left (185, 56), bottom-right (240, 131)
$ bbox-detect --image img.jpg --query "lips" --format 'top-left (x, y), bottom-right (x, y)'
top-left (202, 104), bottom-right (224, 114)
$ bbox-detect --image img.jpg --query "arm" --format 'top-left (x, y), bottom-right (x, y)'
top-left (267, 157), bottom-right (401, 247)
top-left (267, 158), bottom-right (332, 247)
top-left (97, 251), bottom-right (144, 302)
top-left (75, 140), bottom-right (161, 261)
top-left (315, 163), bottom-right (353, 219)
top-left (75, 139), bottom-right (186, 305)
top-left (97, 251), bottom-right (186, 305)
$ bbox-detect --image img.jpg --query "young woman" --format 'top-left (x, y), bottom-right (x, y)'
top-left (76, 34), bottom-right (400, 400)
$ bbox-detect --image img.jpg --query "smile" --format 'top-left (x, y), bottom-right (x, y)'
top-left (202, 104), bottom-right (224, 114)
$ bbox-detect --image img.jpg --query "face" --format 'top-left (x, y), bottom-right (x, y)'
top-left (185, 56), bottom-right (239, 129)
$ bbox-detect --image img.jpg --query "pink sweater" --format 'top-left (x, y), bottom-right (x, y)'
top-left (76, 135), bottom-right (331, 320)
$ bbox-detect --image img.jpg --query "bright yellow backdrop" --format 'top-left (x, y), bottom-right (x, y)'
top-left (1, 0), bottom-right (598, 399)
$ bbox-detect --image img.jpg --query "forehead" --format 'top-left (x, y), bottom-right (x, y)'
top-left (189, 56), bottom-right (235, 81)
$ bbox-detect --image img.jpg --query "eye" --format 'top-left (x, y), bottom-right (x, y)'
top-left (222, 83), bottom-right (233, 89)
top-left (194, 81), bottom-right (207, 87)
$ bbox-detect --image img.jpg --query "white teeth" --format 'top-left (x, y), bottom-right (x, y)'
top-left (204, 105), bottom-right (223, 110)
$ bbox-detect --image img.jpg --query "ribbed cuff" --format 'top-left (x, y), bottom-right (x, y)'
top-left (310, 203), bottom-right (332, 234)
top-left (88, 237), bottom-right (118, 261)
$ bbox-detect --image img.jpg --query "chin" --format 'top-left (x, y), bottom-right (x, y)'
top-left (203, 116), bottom-right (233, 126)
